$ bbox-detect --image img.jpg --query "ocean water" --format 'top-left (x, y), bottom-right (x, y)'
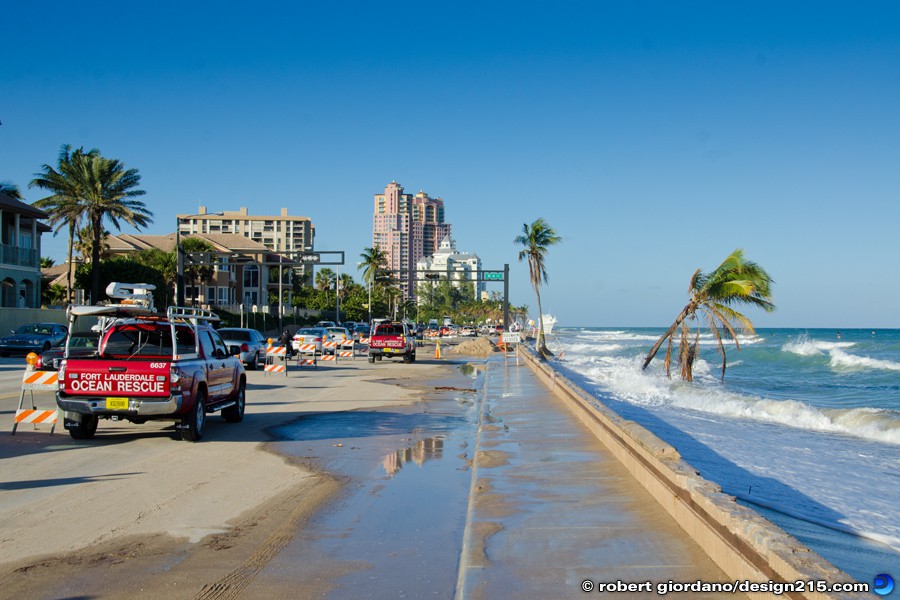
top-left (545, 327), bottom-right (900, 582)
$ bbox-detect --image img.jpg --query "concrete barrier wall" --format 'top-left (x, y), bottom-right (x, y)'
top-left (517, 346), bottom-right (866, 600)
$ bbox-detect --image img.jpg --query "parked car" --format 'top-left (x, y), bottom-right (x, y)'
top-left (0, 323), bottom-right (68, 357)
top-left (353, 323), bottom-right (371, 341)
top-left (315, 320), bottom-right (336, 329)
top-left (36, 330), bottom-right (100, 371)
top-left (324, 326), bottom-right (351, 354)
top-left (292, 327), bottom-right (328, 354)
top-left (217, 327), bottom-right (268, 370)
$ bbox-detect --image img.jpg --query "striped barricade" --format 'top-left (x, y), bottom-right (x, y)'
top-left (339, 340), bottom-right (355, 360)
top-left (12, 368), bottom-right (60, 435)
top-left (264, 346), bottom-right (289, 376)
top-left (295, 344), bottom-right (318, 368)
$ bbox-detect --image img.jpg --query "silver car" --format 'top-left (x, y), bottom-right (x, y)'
top-left (292, 327), bottom-right (328, 354)
top-left (217, 327), bottom-right (268, 370)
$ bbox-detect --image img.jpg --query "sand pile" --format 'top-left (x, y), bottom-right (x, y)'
top-left (446, 337), bottom-right (495, 357)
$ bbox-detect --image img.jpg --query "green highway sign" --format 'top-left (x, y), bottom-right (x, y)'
top-left (484, 272), bottom-right (503, 280)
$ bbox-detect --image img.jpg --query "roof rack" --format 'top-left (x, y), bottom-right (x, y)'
top-left (166, 306), bottom-right (220, 324)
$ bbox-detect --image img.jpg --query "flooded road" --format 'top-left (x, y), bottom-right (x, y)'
top-left (245, 367), bottom-right (484, 599)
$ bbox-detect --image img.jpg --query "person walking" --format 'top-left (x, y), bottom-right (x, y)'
top-left (279, 328), bottom-right (292, 358)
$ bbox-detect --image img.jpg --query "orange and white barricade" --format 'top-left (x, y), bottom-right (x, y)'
top-left (12, 367), bottom-right (60, 435)
top-left (264, 345), bottom-right (289, 376)
top-left (338, 339), bottom-right (355, 360)
top-left (295, 344), bottom-right (317, 368)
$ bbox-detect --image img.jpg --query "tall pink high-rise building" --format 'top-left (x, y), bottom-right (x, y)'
top-left (373, 181), bottom-right (451, 300)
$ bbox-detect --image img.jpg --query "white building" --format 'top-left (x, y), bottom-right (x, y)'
top-left (415, 235), bottom-right (483, 302)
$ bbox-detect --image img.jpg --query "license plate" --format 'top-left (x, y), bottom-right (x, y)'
top-left (384, 348), bottom-right (395, 353)
top-left (106, 397), bottom-right (129, 410)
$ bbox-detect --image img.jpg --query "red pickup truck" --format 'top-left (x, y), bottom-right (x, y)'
top-left (56, 287), bottom-right (246, 442)
top-left (367, 321), bottom-right (416, 364)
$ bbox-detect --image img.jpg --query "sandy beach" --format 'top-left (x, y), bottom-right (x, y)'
top-left (0, 357), bottom-right (467, 599)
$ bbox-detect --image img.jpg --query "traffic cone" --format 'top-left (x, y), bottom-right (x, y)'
top-left (434, 340), bottom-right (442, 359)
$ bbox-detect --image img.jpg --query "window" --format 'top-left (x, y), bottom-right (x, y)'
top-left (243, 265), bottom-right (259, 288)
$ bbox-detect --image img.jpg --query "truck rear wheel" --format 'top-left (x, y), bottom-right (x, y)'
top-left (368, 355), bottom-right (375, 363)
top-left (222, 381), bottom-right (245, 423)
top-left (181, 390), bottom-right (206, 442)
top-left (66, 415), bottom-right (98, 440)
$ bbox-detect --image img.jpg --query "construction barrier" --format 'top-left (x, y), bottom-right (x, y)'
top-left (340, 340), bottom-right (356, 360)
top-left (295, 344), bottom-right (318, 369)
top-left (264, 345), bottom-right (289, 376)
top-left (12, 368), bottom-right (60, 435)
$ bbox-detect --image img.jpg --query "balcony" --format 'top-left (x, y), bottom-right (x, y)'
top-left (0, 244), bottom-right (39, 269)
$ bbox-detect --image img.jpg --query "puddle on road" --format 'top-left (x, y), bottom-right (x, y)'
top-left (258, 372), bottom-right (482, 599)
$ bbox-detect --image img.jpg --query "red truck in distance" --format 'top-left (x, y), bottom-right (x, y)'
top-left (56, 282), bottom-right (247, 442)
top-left (367, 321), bottom-right (417, 364)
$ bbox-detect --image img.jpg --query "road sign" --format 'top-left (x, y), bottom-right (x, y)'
top-left (185, 252), bottom-right (212, 265)
top-left (484, 272), bottom-right (503, 280)
top-left (299, 253), bottom-right (321, 263)
top-left (501, 332), bottom-right (520, 344)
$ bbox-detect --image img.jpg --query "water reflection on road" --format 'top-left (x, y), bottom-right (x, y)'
top-left (253, 369), bottom-right (482, 599)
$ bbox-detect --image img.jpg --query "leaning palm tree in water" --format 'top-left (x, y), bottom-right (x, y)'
top-left (515, 218), bottom-right (562, 359)
top-left (642, 248), bottom-right (774, 382)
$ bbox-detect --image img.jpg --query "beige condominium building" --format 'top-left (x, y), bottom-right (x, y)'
top-left (373, 181), bottom-right (451, 300)
top-left (177, 206), bottom-right (314, 257)
top-left (177, 205), bottom-right (315, 290)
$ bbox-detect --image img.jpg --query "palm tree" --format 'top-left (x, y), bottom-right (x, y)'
top-left (80, 153), bottom-right (152, 303)
top-left (74, 224), bottom-right (111, 262)
top-left (31, 145), bottom-right (99, 303)
top-left (359, 246), bottom-right (387, 322)
top-left (515, 218), bottom-right (562, 358)
top-left (0, 180), bottom-right (24, 200)
top-left (338, 273), bottom-right (354, 301)
top-left (315, 268), bottom-right (336, 301)
top-left (642, 248), bottom-right (775, 382)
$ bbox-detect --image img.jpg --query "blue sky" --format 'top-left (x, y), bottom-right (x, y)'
top-left (4, 1), bottom-right (899, 327)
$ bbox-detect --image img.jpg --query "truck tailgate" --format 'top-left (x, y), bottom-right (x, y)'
top-left (63, 359), bottom-right (171, 397)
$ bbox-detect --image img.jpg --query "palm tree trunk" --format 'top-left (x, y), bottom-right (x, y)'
top-left (91, 215), bottom-right (102, 304)
top-left (535, 289), bottom-right (546, 354)
top-left (66, 223), bottom-right (75, 304)
top-left (642, 303), bottom-right (693, 371)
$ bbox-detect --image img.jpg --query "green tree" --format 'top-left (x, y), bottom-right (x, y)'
top-left (181, 238), bottom-right (216, 304)
top-left (358, 246), bottom-right (387, 322)
top-left (642, 249), bottom-right (775, 382)
top-left (42, 283), bottom-right (67, 307)
top-left (74, 223), bottom-right (111, 262)
top-left (31, 146), bottom-right (99, 303)
top-left (514, 218), bottom-right (562, 358)
top-left (40, 256), bottom-right (56, 268)
top-left (74, 257), bottom-right (167, 309)
top-left (0, 180), bottom-right (23, 200)
top-left (80, 153), bottom-right (152, 303)
top-left (315, 267), bottom-right (336, 303)
top-left (133, 247), bottom-right (176, 301)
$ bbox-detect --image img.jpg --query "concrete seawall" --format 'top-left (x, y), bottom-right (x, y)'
top-left (516, 346), bottom-right (867, 600)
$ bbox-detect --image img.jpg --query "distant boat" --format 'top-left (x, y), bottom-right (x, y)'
top-left (541, 314), bottom-right (557, 335)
